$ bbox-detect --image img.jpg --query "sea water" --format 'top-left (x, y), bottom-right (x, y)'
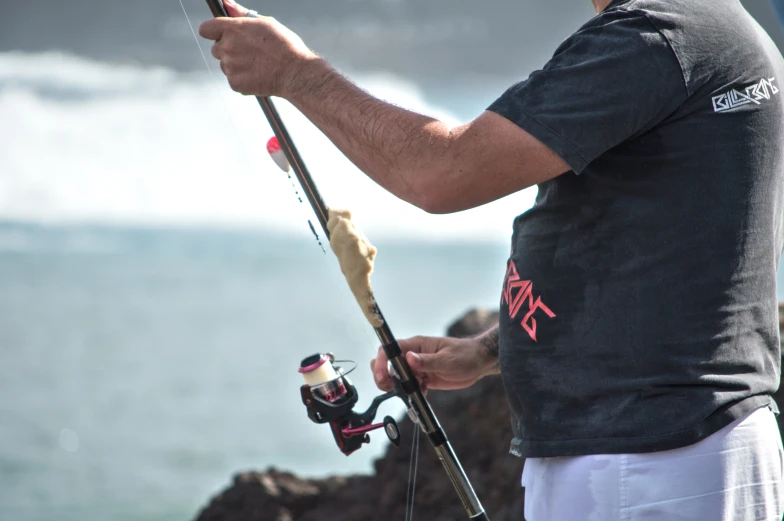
top-left (0, 223), bottom-right (510, 521)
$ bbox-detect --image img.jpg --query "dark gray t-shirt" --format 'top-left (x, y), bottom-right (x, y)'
top-left (489, 0), bottom-right (784, 458)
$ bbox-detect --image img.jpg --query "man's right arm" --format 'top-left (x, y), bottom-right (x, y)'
top-left (371, 325), bottom-right (501, 391)
top-left (477, 326), bottom-right (501, 376)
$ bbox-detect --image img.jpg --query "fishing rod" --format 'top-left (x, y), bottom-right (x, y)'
top-left (203, 1), bottom-right (489, 519)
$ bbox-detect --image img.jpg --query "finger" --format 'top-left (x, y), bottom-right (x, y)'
top-left (395, 336), bottom-right (435, 381)
top-left (406, 350), bottom-right (448, 374)
top-left (397, 335), bottom-right (440, 355)
top-left (211, 41), bottom-right (222, 60)
top-left (199, 18), bottom-right (232, 41)
top-left (369, 357), bottom-right (384, 381)
top-left (372, 346), bottom-right (393, 391)
top-left (222, 0), bottom-right (251, 17)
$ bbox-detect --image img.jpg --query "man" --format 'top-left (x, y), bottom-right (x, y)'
top-left (201, 0), bottom-right (784, 519)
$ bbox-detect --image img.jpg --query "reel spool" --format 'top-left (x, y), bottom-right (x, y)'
top-left (298, 353), bottom-right (348, 403)
top-left (299, 353), bottom-right (402, 455)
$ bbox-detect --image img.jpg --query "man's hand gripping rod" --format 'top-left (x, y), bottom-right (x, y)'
top-left (203, 2), bottom-right (488, 518)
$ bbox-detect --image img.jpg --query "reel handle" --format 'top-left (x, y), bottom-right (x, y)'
top-left (342, 416), bottom-right (401, 447)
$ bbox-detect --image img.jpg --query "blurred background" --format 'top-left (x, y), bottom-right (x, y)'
top-left (1, 1), bottom-right (783, 520)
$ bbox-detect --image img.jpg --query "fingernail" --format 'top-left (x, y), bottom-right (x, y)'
top-left (223, 0), bottom-right (236, 5)
top-left (409, 352), bottom-right (422, 365)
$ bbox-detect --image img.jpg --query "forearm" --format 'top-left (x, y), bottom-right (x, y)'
top-left (476, 324), bottom-right (501, 376)
top-left (286, 59), bottom-right (462, 212)
top-left (205, 15), bottom-right (568, 212)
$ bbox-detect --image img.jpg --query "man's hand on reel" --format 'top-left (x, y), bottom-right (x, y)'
top-left (370, 332), bottom-right (501, 393)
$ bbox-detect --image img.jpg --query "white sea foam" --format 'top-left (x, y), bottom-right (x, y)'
top-left (0, 51), bottom-right (536, 242)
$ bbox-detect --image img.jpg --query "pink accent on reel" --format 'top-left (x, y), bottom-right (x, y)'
top-left (342, 422), bottom-right (385, 438)
top-left (318, 379), bottom-right (348, 402)
top-left (298, 355), bottom-right (329, 374)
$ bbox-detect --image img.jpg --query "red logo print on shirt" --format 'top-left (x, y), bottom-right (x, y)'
top-left (501, 260), bottom-right (556, 342)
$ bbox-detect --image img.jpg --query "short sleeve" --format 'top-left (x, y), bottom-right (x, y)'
top-left (487, 10), bottom-right (687, 174)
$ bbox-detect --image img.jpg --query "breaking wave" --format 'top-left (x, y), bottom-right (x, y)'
top-left (0, 51), bottom-right (536, 241)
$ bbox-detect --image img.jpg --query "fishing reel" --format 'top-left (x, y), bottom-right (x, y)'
top-left (299, 353), bottom-right (403, 455)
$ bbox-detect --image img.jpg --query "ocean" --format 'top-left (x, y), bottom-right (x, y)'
top-left (0, 222), bottom-right (511, 521)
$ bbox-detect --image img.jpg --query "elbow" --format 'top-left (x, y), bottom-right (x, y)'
top-left (416, 193), bottom-right (455, 214)
top-left (408, 174), bottom-right (455, 214)
top-left (394, 154), bottom-right (463, 214)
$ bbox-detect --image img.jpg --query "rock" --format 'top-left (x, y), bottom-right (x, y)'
top-left (446, 308), bottom-right (500, 338)
top-left (193, 307), bottom-right (521, 521)
top-left (195, 469), bottom-right (366, 521)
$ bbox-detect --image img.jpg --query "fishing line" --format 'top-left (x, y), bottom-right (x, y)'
top-left (176, 0), bottom-right (249, 161)
top-left (187, 3), bottom-right (480, 520)
top-left (177, 0), bottom-right (325, 251)
top-left (177, 7), bottom-right (406, 491)
top-left (268, 136), bottom-right (326, 252)
top-left (404, 425), bottom-right (421, 521)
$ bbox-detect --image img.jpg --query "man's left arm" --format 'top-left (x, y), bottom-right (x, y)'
top-left (199, 9), bottom-right (570, 214)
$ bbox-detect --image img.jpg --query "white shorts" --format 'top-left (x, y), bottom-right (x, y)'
top-left (521, 406), bottom-right (784, 521)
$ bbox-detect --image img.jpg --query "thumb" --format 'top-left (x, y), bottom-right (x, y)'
top-left (406, 351), bottom-right (447, 374)
top-left (222, 0), bottom-right (251, 17)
